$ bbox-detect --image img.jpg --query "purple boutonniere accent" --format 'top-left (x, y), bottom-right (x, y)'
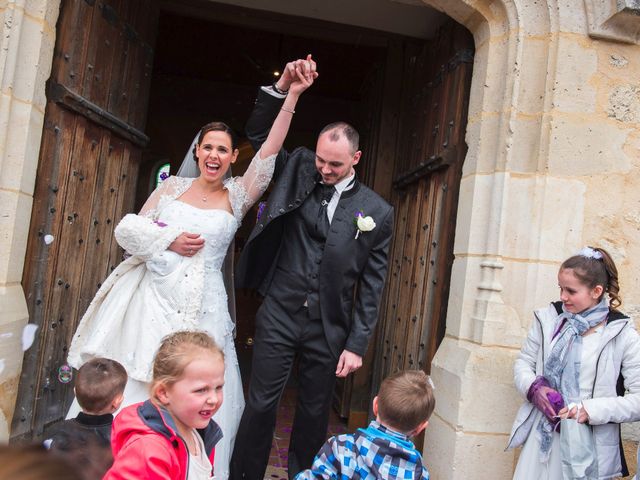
top-left (159, 172), bottom-right (169, 181)
top-left (256, 201), bottom-right (267, 223)
top-left (154, 220), bottom-right (167, 228)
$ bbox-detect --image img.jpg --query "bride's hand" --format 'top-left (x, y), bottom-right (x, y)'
top-left (288, 55), bottom-right (317, 97)
top-left (169, 232), bottom-right (204, 257)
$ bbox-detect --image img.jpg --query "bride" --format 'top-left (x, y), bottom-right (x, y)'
top-left (67, 58), bottom-right (317, 478)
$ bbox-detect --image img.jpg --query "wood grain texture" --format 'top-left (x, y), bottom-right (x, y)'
top-left (12, 0), bottom-right (158, 442)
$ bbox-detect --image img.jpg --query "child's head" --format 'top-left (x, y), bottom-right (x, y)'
top-left (373, 369), bottom-right (435, 437)
top-left (559, 246), bottom-right (620, 313)
top-left (75, 358), bottom-right (127, 415)
top-left (151, 331), bottom-right (225, 435)
top-left (0, 445), bottom-right (83, 480)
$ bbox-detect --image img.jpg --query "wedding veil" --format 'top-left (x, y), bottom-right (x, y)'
top-left (176, 133), bottom-right (201, 178)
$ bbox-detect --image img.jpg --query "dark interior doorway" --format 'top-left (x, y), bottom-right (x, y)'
top-left (138, 2), bottom-right (400, 416)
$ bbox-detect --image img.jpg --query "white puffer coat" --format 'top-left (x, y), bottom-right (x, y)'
top-left (507, 302), bottom-right (640, 479)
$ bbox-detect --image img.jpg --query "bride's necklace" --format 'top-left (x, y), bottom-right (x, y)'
top-left (195, 181), bottom-right (222, 203)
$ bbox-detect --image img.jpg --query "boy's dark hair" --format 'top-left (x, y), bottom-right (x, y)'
top-left (377, 370), bottom-right (435, 433)
top-left (75, 358), bottom-right (127, 413)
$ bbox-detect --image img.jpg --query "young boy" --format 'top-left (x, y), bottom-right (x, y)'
top-left (46, 358), bottom-right (127, 478)
top-left (296, 369), bottom-right (435, 479)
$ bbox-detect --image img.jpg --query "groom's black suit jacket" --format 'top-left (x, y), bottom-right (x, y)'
top-left (236, 89), bottom-right (394, 357)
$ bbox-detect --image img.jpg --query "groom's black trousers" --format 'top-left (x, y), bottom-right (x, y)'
top-left (230, 295), bottom-right (338, 480)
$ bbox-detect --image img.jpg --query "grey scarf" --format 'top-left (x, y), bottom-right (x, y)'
top-left (536, 296), bottom-right (609, 459)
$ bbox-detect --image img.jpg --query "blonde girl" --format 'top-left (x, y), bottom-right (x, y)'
top-left (104, 331), bottom-right (224, 480)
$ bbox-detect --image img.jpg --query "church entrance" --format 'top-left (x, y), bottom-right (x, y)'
top-left (12, 0), bottom-right (473, 451)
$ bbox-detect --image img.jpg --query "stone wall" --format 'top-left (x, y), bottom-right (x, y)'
top-left (420, 0), bottom-right (640, 478)
top-left (0, 0), bottom-right (60, 441)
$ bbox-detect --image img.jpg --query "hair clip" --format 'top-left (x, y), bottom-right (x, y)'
top-left (577, 246), bottom-right (603, 260)
top-left (427, 375), bottom-right (435, 391)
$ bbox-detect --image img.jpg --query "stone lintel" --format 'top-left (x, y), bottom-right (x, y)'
top-left (584, 0), bottom-right (640, 44)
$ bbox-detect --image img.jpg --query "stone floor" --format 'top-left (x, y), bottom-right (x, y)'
top-left (235, 333), bottom-right (349, 480)
top-left (622, 439), bottom-right (638, 479)
top-left (263, 388), bottom-right (348, 480)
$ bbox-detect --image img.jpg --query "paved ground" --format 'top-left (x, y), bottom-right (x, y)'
top-left (263, 388), bottom-right (348, 479)
top-left (623, 439), bottom-right (638, 478)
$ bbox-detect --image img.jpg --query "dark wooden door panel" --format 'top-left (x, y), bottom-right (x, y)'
top-left (370, 21), bottom-right (473, 400)
top-left (12, 0), bottom-right (157, 441)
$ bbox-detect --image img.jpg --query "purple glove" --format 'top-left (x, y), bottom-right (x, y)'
top-left (527, 376), bottom-right (565, 423)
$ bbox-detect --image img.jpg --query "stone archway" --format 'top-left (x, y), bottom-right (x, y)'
top-left (407, 1), bottom-right (640, 478)
top-left (407, 1), bottom-right (560, 478)
top-left (0, 0), bottom-right (552, 448)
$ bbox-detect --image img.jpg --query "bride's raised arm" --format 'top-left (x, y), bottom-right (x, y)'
top-left (230, 55), bottom-right (318, 219)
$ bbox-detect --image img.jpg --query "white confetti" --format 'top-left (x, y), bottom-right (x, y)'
top-left (44, 234), bottom-right (54, 245)
top-left (21, 324), bottom-right (38, 351)
top-left (0, 333), bottom-right (12, 339)
top-left (43, 438), bottom-right (53, 449)
top-left (0, 359), bottom-right (4, 375)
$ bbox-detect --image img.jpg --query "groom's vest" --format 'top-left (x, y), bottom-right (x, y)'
top-left (270, 184), bottom-right (328, 319)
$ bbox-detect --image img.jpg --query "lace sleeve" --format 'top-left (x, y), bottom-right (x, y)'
top-left (225, 151), bottom-right (276, 221)
top-left (138, 176), bottom-right (192, 219)
top-left (114, 176), bottom-right (192, 259)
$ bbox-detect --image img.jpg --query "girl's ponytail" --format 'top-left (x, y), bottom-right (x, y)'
top-left (594, 247), bottom-right (621, 311)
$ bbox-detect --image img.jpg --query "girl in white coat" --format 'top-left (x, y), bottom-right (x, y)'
top-left (508, 246), bottom-right (640, 479)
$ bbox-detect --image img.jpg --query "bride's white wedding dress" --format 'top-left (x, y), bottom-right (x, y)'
top-left (67, 151), bottom-right (275, 479)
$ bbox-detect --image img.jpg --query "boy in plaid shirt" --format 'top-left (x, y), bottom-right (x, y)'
top-left (296, 370), bottom-right (435, 479)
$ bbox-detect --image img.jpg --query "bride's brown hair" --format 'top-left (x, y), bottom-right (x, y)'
top-left (191, 122), bottom-right (238, 162)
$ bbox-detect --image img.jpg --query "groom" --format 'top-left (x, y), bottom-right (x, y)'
top-left (230, 56), bottom-right (394, 480)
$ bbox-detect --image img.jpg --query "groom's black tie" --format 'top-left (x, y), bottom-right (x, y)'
top-left (315, 183), bottom-right (336, 235)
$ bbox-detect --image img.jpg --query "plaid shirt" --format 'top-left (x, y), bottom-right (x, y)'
top-left (295, 421), bottom-right (429, 480)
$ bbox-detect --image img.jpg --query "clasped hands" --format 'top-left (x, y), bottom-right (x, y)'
top-left (275, 54), bottom-right (319, 96)
top-left (528, 376), bottom-right (590, 424)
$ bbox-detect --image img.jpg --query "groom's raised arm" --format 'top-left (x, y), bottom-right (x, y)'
top-left (245, 87), bottom-right (285, 150)
top-left (246, 88), bottom-right (290, 181)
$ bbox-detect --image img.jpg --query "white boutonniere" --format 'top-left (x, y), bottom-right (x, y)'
top-left (354, 210), bottom-right (376, 239)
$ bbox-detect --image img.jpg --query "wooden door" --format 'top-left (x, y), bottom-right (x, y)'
top-left (11, 0), bottom-right (158, 442)
top-left (370, 23), bottom-right (474, 399)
